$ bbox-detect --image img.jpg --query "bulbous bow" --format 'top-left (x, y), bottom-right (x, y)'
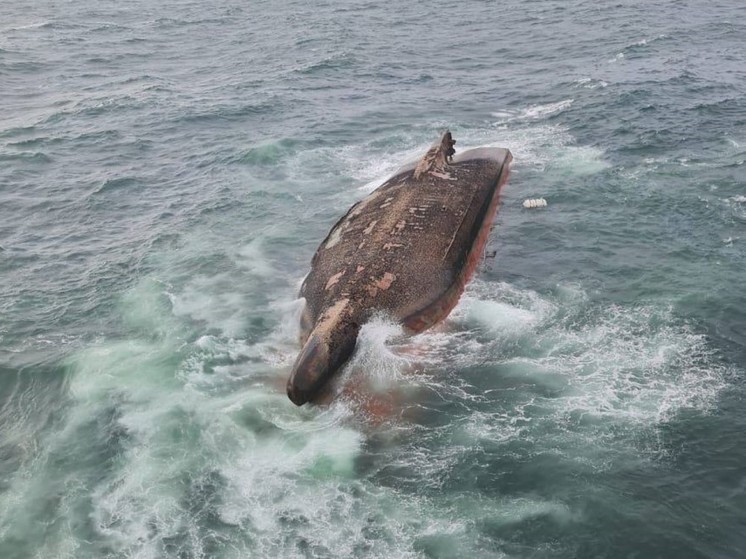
top-left (286, 300), bottom-right (360, 405)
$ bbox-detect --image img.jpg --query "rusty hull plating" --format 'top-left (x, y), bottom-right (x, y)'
top-left (286, 132), bottom-right (513, 405)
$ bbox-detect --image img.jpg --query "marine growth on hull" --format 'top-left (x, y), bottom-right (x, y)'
top-left (287, 132), bottom-right (513, 405)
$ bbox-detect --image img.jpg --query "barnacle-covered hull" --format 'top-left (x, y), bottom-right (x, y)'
top-left (287, 133), bottom-right (512, 405)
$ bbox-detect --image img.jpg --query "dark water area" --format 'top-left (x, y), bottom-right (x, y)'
top-left (1, 1), bottom-right (745, 557)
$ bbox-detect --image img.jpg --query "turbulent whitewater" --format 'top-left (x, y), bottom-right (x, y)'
top-left (1, 1), bottom-right (745, 558)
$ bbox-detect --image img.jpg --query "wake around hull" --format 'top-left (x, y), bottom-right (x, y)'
top-left (287, 133), bottom-right (512, 405)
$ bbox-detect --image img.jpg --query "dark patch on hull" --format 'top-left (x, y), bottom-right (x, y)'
top-left (287, 134), bottom-right (512, 405)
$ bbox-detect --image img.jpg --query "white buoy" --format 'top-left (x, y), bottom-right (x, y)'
top-left (522, 198), bottom-right (547, 209)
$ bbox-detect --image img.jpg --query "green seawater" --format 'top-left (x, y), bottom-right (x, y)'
top-left (1, 1), bottom-right (745, 557)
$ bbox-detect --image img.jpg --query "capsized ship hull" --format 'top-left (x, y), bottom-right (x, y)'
top-left (287, 132), bottom-right (512, 405)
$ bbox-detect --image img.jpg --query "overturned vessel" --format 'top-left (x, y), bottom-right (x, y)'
top-left (287, 132), bottom-right (512, 405)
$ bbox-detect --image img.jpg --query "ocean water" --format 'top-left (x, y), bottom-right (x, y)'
top-left (1, 0), bottom-right (745, 557)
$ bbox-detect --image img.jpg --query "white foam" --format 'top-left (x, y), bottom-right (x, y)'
top-left (285, 141), bottom-right (427, 196)
top-left (522, 99), bottom-right (574, 119)
top-left (346, 315), bottom-right (408, 383)
top-left (3, 125), bottom-right (735, 555)
top-left (724, 195), bottom-right (746, 221)
top-left (726, 138), bottom-right (740, 148)
top-left (120, 278), bottom-right (178, 336)
top-left (455, 280), bottom-right (554, 326)
top-left (490, 110), bottom-right (513, 119)
top-left (286, 105), bottom-right (609, 206)
top-left (490, 497), bottom-right (578, 526)
top-left (291, 102), bottom-right (607, 202)
top-left (490, 99), bottom-right (574, 123)
top-left (3, 271), bottom-right (734, 558)
top-left (170, 277), bottom-right (244, 336)
top-left (351, 142), bottom-right (436, 193)
top-left (1, 21), bottom-right (50, 32)
top-left (461, 298), bottom-right (539, 332)
top-left (234, 237), bottom-right (275, 277)
top-left (574, 77), bottom-right (608, 89)
top-left (385, 280), bottom-right (732, 468)
top-left (549, 145), bottom-right (611, 175)
top-left (479, 123), bottom-right (609, 176)
top-left (626, 34), bottom-right (668, 49)
top-left (515, 304), bottom-right (724, 425)
top-left (357, 177), bottom-right (387, 193)
top-left (62, 315), bottom-right (357, 556)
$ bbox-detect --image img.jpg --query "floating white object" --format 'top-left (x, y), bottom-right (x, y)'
top-left (522, 198), bottom-right (547, 208)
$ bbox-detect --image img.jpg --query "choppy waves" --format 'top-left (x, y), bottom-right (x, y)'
top-left (2, 0), bottom-right (746, 557)
top-left (0, 231), bottom-right (732, 557)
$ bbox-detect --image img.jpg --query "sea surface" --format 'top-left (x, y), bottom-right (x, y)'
top-left (1, 1), bottom-right (745, 557)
